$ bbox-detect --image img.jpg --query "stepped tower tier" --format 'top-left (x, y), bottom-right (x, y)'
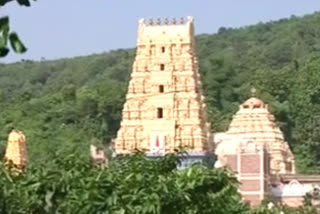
top-left (4, 129), bottom-right (28, 168)
top-left (214, 90), bottom-right (295, 174)
top-left (114, 17), bottom-right (213, 166)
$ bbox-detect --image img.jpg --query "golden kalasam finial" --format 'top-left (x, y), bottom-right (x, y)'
top-left (251, 87), bottom-right (257, 97)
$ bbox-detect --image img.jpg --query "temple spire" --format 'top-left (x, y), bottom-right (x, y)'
top-left (4, 129), bottom-right (28, 170)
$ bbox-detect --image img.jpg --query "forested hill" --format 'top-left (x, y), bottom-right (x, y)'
top-left (0, 12), bottom-right (319, 173)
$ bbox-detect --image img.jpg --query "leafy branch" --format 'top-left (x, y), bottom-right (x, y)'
top-left (0, 0), bottom-right (35, 57)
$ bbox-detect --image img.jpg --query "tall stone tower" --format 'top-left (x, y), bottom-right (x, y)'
top-left (114, 17), bottom-right (213, 166)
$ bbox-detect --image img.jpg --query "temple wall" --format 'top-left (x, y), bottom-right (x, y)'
top-left (225, 143), bottom-right (268, 207)
top-left (271, 179), bottom-right (320, 207)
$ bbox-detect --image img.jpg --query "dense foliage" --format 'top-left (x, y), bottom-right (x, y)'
top-left (0, 12), bottom-right (319, 173)
top-left (0, 152), bottom-right (248, 214)
top-left (0, 152), bottom-right (317, 214)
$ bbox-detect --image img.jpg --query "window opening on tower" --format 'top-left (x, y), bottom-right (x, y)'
top-left (160, 64), bottom-right (165, 71)
top-left (157, 108), bottom-right (163, 118)
top-left (159, 85), bottom-right (164, 93)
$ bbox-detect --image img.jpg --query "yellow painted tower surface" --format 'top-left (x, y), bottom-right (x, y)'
top-left (4, 130), bottom-right (28, 167)
top-left (114, 17), bottom-right (212, 156)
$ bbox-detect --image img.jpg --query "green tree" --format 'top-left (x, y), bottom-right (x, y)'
top-left (0, 152), bottom-right (251, 214)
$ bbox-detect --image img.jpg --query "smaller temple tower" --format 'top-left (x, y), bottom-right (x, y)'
top-left (214, 89), bottom-right (296, 206)
top-left (4, 129), bottom-right (28, 169)
top-left (214, 89), bottom-right (295, 174)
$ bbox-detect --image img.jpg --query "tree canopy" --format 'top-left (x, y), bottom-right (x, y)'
top-left (0, 152), bottom-right (317, 214)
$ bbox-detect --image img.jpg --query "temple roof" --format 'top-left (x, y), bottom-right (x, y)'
top-left (228, 95), bottom-right (279, 137)
top-left (241, 87), bottom-right (266, 109)
top-left (227, 88), bottom-right (278, 137)
top-left (214, 90), bottom-right (296, 174)
top-left (242, 97), bottom-right (266, 109)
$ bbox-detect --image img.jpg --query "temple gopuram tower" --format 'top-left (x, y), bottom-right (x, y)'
top-left (114, 17), bottom-right (213, 167)
top-left (4, 130), bottom-right (28, 169)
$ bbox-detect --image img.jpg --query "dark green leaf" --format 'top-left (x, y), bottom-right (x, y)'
top-left (0, 0), bottom-right (13, 6)
top-left (0, 16), bottom-right (9, 32)
top-left (17, 0), bottom-right (31, 6)
top-left (9, 32), bottom-right (27, 53)
top-left (0, 46), bottom-right (9, 57)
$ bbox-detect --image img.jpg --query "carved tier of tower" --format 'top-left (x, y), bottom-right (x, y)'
top-left (214, 92), bottom-right (295, 174)
top-left (114, 17), bottom-right (212, 160)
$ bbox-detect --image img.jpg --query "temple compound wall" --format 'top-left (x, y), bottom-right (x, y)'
top-left (270, 174), bottom-right (320, 207)
top-left (114, 17), bottom-right (214, 168)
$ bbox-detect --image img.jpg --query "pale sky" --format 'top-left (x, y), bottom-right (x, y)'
top-left (1, 0), bottom-right (319, 63)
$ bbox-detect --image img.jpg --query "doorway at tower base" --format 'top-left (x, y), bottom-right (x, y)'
top-left (146, 151), bottom-right (216, 170)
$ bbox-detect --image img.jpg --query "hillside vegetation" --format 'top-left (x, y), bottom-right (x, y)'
top-left (0, 12), bottom-right (319, 173)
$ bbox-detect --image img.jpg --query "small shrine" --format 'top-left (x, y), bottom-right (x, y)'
top-left (4, 129), bottom-right (28, 169)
